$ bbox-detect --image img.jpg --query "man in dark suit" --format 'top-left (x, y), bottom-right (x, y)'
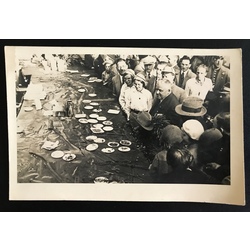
top-left (176, 55), bottom-right (196, 89)
top-left (111, 58), bottom-right (128, 98)
top-left (206, 56), bottom-right (230, 93)
top-left (150, 79), bottom-right (180, 126)
top-left (140, 56), bottom-right (157, 95)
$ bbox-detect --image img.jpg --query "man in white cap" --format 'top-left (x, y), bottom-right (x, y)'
top-left (161, 66), bottom-right (187, 103)
top-left (141, 55), bottom-right (157, 95)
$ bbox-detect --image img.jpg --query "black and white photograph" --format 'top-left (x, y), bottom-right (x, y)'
top-left (5, 46), bottom-right (244, 204)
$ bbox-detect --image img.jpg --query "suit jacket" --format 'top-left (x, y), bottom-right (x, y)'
top-left (150, 93), bottom-right (180, 125)
top-left (171, 84), bottom-right (188, 103)
top-left (207, 65), bottom-right (230, 93)
top-left (112, 74), bottom-right (123, 97)
top-left (176, 69), bottom-right (196, 89)
top-left (141, 70), bottom-right (157, 95)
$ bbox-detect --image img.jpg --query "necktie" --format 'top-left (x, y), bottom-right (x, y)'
top-left (148, 73), bottom-right (151, 79)
top-left (180, 72), bottom-right (184, 88)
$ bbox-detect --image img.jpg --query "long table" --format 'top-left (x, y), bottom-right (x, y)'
top-left (16, 65), bottom-right (159, 183)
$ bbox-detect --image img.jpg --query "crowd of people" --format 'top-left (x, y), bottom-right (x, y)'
top-left (89, 54), bottom-right (230, 184)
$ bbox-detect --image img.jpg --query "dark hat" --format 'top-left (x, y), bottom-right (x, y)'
top-left (213, 112), bottom-right (230, 135)
top-left (160, 125), bottom-right (183, 145)
top-left (199, 128), bottom-right (223, 146)
top-left (133, 111), bottom-right (153, 131)
top-left (175, 97), bottom-right (207, 117)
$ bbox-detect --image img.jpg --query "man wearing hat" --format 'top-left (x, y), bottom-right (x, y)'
top-left (162, 66), bottom-right (188, 103)
top-left (140, 55), bottom-right (157, 95)
top-left (101, 59), bottom-right (113, 87)
top-left (156, 56), bottom-right (169, 81)
top-left (150, 79), bottom-right (180, 126)
top-left (175, 96), bottom-right (208, 129)
top-left (111, 58), bottom-right (128, 98)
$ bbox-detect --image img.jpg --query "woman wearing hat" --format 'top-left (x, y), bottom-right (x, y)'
top-left (123, 72), bottom-right (153, 122)
top-left (119, 69), bottom-right (135, 111)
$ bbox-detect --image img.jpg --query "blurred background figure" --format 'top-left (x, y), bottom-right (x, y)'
top-left (102, 59), bottom-right (113, 87)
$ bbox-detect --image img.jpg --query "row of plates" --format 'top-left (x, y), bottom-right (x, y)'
top-left (86, 143), bottom-right (130, 153)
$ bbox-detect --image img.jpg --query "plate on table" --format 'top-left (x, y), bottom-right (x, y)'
top-left (24, 107), bottom-right (33, 112)
top-left (94, 176), bottom-right (109, 183)
top-left (93, 123), bottom-right (104, 129)
top-left (82, 100), bottom-right (91, 104)
top-left (87, 119), bottom-right (98, 124)
top-left (62, 153), bottom-right (76, 161)
top-left (90, 102), bottom-right (99, 106)
top-left (103, 126), bottom-right (113, 132)
top-left (120, 140), bottom-right (132, 146)
top-left (101, 148), bottom-right (115, 154)
top-left (97, 116), bottom-right (107, 121)
top-left (84, 105), bottom-right (94, 110)
top-left (78, 118), bottom-right (88, 124)
top-left (75, 113), bottom-right (86, 119)
top-left (94, 138), bottom-right (105, 143)
top-left (78, 88), bottom-right (86, 93)
top-left (90, 127), bottom-right (104, 134)
top-left (103, 121), bottom-right (113, 126)
top-left (107, 109), bottom-right (120, 114)
top-left (95, 79), bottom-right (102, 83)
top-left (86, 143), bottom-right (98, 151)
top-left (93, 108), bottom-right (102, 113)
top-left (89, 113), bottom-right (99, 119)
top-left (51, 150), bottom-right (64, 159)
top-left (107, 142), bottom-right (119, 148)
top-left (81, 74), bottom-right (90, 77)
top-left (88, 93), bottom-right (97, 97)
top-left (86, 135), bottom-right (97, 141)
top-left (118, 146), bottom-right (131, 152)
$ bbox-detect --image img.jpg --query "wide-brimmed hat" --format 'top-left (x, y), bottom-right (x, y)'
top-left (182, 119), bottom-right (204, 141)
top-left (162, 66), bottom-right (175, 75)
top-left (160, 125), bottom-right (183, 145)
top-left (143, 56), bottom-right (156, 65)
top-left (133, 111), bottom-right (153, 131)
top-left (175, 97), bottom-right (207, 117)
top-left (134, 72), bottom-right (147, 84)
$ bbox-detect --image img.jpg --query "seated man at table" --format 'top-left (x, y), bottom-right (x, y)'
top-left (150, 79), bottom-right (181, 127)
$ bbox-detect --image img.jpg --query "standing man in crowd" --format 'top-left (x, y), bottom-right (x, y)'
top-left (177, 55), bottom-right (196, 89)
top-left (162, 66), bottom-right (187, 103)
top-left (111, 58), bottom-right (128, 98)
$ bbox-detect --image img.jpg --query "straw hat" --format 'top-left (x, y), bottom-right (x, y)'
top-left (175, 97), bottom-right (207, 117)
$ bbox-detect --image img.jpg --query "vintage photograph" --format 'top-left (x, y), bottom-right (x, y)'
top-left (5, 46), bottom-right (244, 204)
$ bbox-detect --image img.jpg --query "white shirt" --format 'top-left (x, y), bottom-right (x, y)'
top-left (124, 86), bottom-right (153, 115)
top-left (119, 83), bottom-right (133, 110)
top-left (185, 77), bottom-right (213, 100)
